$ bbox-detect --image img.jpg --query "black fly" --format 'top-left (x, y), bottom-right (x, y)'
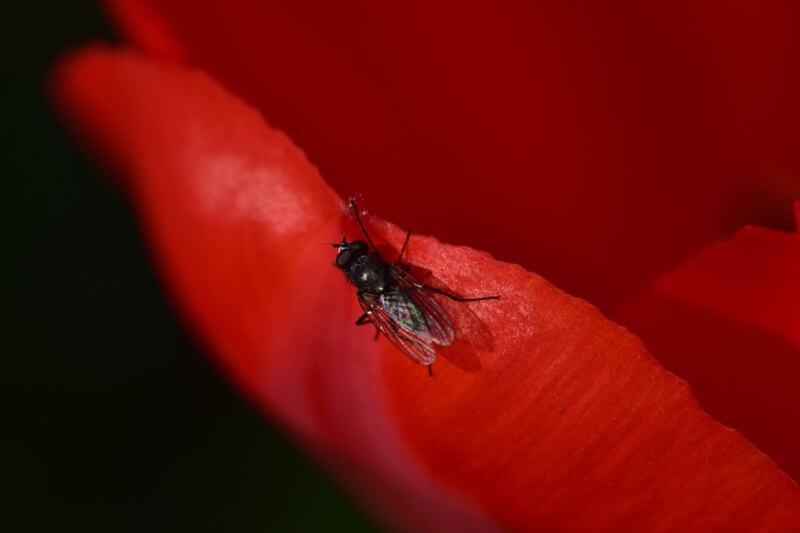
top-left (333, 199), bottom-right (499, 376)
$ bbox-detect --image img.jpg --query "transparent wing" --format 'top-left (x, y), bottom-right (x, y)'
top-left (360, 292), bottom-right (437, 366)
top-left (407, 288), bottom-right (455, 346)
top-left (389, 267), bottom-right (455, 347)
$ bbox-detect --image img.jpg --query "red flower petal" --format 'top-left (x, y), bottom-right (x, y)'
top-left (617, 210), bottom-right (800, 482)
top-left (105, 0), bottom-right (186, 62)
top-left (105, 0), bottom-right (800, 312)
top-left (55, 47), bottom-right (800, 532)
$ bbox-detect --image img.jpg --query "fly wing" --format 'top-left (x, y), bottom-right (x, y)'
top-left (360, 291), bottom-right (437, 366)
top-left (405, 287), bottom-right (455, 347)
top-left (389, 266), bottom-right (455, 347)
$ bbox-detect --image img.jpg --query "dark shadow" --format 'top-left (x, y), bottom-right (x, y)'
top-left (438, 338), bottom-right (483, 372)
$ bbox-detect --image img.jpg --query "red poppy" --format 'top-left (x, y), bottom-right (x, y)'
top-left (54, 1), bottom-right (800, 531)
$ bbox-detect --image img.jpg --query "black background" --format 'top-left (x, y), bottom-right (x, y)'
top-left (3, 2), bottom-right (377, 531)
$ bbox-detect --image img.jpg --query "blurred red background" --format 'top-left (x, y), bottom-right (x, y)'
top-left (111, 0), bottom-right (800, 311)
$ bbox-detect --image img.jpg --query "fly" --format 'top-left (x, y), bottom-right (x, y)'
top-left (333, 199), bottom-right (499, 376)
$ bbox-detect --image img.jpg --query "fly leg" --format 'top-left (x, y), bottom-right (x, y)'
top-left (427, 364), bottom-right (434, 378)
top-left (415, 284), bottom-right (500, 302)
top-left (397, 230), bottom-right (411, 266)
top-left (355, 311), bottom-right (381, 341)
top-left (349, 199), bottom-right (380, 257)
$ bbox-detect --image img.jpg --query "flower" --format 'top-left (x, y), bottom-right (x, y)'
top-left (54, 1), bottom-right (800, 531)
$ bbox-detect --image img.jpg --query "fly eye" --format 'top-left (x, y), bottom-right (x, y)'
top-left (336, 249), bottom-right (352, 268)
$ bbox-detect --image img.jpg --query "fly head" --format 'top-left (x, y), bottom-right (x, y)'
top-left (333, 238), bottom-right (368, 269)
top-left (333, 238), bottom-right (387, 293)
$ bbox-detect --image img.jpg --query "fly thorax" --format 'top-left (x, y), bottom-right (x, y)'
top-left (349, 255), bottom-right (386, 292)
